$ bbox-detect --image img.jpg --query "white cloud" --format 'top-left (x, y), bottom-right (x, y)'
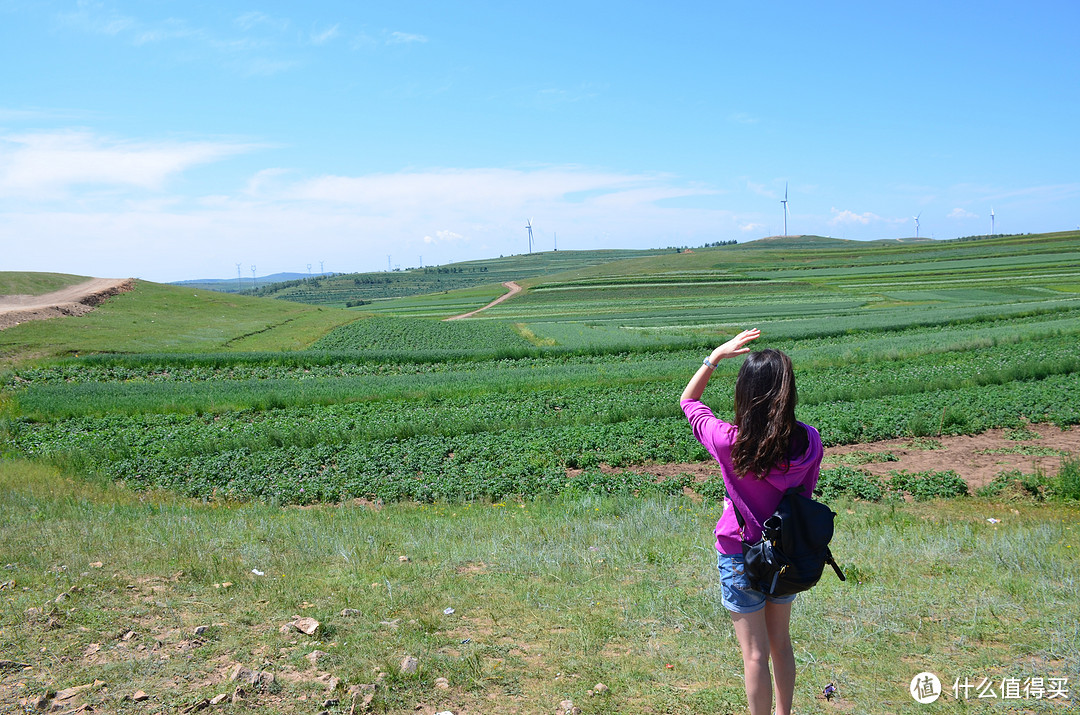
top-left (728, 112), bottom-right (759, 125)
top-left (234, 12), bottom-right (289, 32)
top-left (828, 207), bottom-right (881, 226)
top-left (740, 222), bottom-right (765, 232)
top-left (0, 131), bottom-right (258, 198)
top-left (948, 207), bottom-right (977, 219)
top-left (423, 230), bottom-right (464, 244)
top-left (310, 24), bottom-right (340, 45)
top-left (387, 31), bottom-right (427, 44)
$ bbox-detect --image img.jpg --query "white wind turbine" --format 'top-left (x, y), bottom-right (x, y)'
top-left (525, 219), bottom-right (535, 254)
top-left (990, 207), bottom-right (995, 235)
top-left (780, 183), bottom-right (789, 236)
top-left (914, 213), bottom-right (922, 239)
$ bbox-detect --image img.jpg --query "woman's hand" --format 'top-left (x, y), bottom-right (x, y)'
top-left (681, 329), bottom-right (760, 403)
top-left (709, 328), bottom-right (760, 363)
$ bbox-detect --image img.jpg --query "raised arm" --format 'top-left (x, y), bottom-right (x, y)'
top-left (679, 329), bottom-right (760, 403)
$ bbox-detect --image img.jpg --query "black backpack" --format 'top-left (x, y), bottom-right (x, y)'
top-left (733, 487), bottom-right (845, 597)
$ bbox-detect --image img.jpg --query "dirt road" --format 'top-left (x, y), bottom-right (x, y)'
top-left (444, 281), bottom-right (522, 321)
top-left (0, 278), bottom-right (135, 330)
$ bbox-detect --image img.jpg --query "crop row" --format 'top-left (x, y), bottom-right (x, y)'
top-left (12, 374), bottom-right (1079, 504)
top-left (8, 332), bottom-right (1078, 422)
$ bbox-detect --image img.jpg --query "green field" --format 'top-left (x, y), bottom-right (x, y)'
top-left (1, 231), bottom-right (1078, 712)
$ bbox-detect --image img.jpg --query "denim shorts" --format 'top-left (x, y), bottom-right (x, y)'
top-left (717, 552), bottom-right (797, 614)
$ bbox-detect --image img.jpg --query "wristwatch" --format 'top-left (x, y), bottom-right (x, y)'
top-left (703, 357), bottom-right (719, 369)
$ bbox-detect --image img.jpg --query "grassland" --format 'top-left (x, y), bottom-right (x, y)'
top-left (0, 271), bottom-right (93, 296)
top-left (1, 232), bottom-right (1078, 712)
top-left (2, 460), bottom-right (1077, 714)
top-left (247, 248), bottom-right (679, 306)
top-left (0, 281), bottom-right (359, 364)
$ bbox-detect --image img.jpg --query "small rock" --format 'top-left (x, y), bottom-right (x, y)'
top-left (278, 623), bottom-right (296, 634)
top-left (231, 687), bottom-right (245, 703)
top-left (31, 691), bottom-right (53, 709)
top-left (557, 699), bottom-right (580, 715)
top-left (400, 655), bottom-right (418, 674)
top-left (305, 650), bottom-right (328, 666)
top-left (340, 608), bottom-right (361, 617)
top-left (229, 665), bottom-right (254, 683)
top-left (593, 682), bottom-right (609, 694)
top-left (209, 693), bottom-right (228, 705)
top-left (181, 698), bottom-right (210, 713)
top-left (0, 660), bottom-right (30, 673)
top-left (398, 555), bottom-right (410, 563)
top-left (192, 625), bottom-right (211, 636)
top-left (132, 690), bottom-right (149, 702)
top-left (322, 698), bottom-right (339, 708)
top-left (434, 677), bottom-right (450, 689)
top-left (83, 644), bottom-right (101, 657)
top-left (0, 580), bottom-right (14, 590)
top-left (293, 617), bottom-right (321, 635)
top-left (318, 674), bottom-right (342, 691)
top-left (378, 619), bottom-right (400, 629)
top-left (253, 670), bottom-right (275, 688)
top-left (55, 682), bottom-right (98, 701)
top-left (89, 562), bottom-right (103, 569)
top-left (121, 630), bottom-right (136, 641)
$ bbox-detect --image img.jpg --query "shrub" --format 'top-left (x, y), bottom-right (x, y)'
top-left (888, 469), bottom-right (969, 501)
top-left (816, 466), bottom-right (884, 502)
top-left (975, 469), bottom-right (1049, 500)
top-left (1055, 458), bottom-right (1080, 501)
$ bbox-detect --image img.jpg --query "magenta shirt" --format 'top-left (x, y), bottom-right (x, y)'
top-left (681, 398), bottom-right (823, 555)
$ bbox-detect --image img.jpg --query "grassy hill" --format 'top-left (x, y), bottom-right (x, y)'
top-left (0, 279), bottom-right (358, 364)
top-left (0, 271), bottom-right (95, 295)
top-left (247, 247), bottom-right (679, 306)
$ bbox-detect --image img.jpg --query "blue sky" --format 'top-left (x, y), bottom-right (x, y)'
top-left (2, 1), bottom-right (1078, 282)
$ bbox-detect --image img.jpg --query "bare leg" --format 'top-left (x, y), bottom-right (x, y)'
top-left (764, 601), bottom-right (796, 715)
top-left (730, 609), bottom-right (773, 715)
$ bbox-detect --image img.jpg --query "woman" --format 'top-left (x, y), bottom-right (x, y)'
top-left (680, 329), bottom-right (822, 715)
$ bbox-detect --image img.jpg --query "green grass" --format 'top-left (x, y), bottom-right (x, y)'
top-left (0, 280), bottom-right (360, 364)
top-left (1, 460), bottom-right (1076, 714)
top-left (0, 271), bottom-right (91, 295)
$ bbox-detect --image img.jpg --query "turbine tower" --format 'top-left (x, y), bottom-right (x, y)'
top-left (236, 263), bottom-right (242, 291)
top-left (526, 219), bottom-right (534, 254)
top-left (991, 207), bottom-right (995, 236)
top-left (780, 183), bottom-right (789, 236)
top-left (914, 213), bottom-right (922, 239)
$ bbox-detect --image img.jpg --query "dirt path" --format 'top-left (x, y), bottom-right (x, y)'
top-left (585, 423), bottom-right (1079, 493)
top-left (0, 278), bottom-right (135, 330)
top-left (444, 281), bottom-right (522, 321)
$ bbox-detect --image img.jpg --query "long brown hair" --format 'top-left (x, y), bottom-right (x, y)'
top-left (731, 349), bottom-right (797, 478)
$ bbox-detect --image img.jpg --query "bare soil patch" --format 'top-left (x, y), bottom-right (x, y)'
top-left (0, 278), bottom-right (134, 330)
top-left (587, 423), bottom-right (1079, 491)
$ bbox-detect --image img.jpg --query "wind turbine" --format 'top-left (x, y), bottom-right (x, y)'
top-left (914, 213), bottom-right (922, 239)
top-left (526, 219), bottom-right (535, 254)
top-left (990, 207), bottom-right (995, 236)
top-left (780, 183), bottom-right (789, 236)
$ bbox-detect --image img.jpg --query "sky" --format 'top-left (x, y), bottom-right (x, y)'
top-left (2, 1), bottom-right (1078, 282)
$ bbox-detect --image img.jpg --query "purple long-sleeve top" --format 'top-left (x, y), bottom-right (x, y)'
top-left (681, 398), bottom-right (823, 555)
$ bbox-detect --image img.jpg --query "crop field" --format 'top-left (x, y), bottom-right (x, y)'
top-left (1, 232), bottom-right (1078, 713)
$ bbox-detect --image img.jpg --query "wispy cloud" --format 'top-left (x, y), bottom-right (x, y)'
top-left (948, 207), bottom-right (977, 219)
top-left (387, 31), bottom-right (427, 44)
top-left (0, 130), bottom-right (258, 198)
top-left (234, 11), bottom-right (289, 33)
top-left (728, 112), bottom-right (759, 125)
top-left (423, 230), bottom-right (464, 244)
top-left (310, 24), bottom-right (340, 45)
top-left (740, 222), bottom-right (766, 232)
top-left (828, 208), bottom-right (881, 226)
top-left (56, 0), bottom-right (136, 36)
